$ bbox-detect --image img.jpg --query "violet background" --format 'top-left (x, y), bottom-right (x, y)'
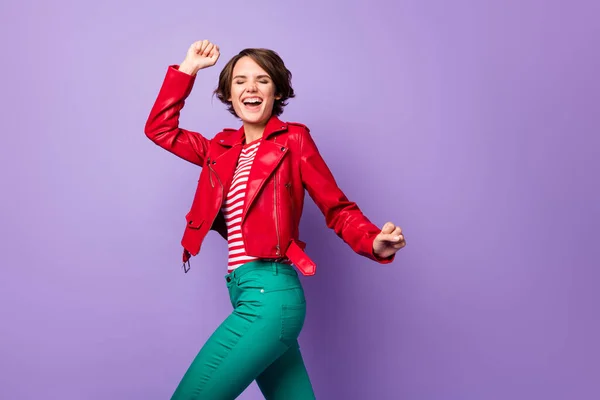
top-left (1, 0), bottom-right (598, 399)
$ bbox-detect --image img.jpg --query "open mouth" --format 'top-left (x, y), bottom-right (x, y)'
top-left (242, 97), bottom-right (263, 111)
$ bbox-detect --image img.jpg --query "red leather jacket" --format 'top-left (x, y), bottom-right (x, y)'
top-left (144, 66), bottom-right (394, 275)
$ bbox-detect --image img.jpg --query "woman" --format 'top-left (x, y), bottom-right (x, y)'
top-left (145, 40), bottom-right (406, 400)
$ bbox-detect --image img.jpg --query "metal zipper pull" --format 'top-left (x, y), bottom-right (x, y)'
top-left (207, 157), bottom-right (215, 188)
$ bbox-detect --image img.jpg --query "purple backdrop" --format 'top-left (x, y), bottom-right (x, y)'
top-left (1, 0), bottom-right (599, 399)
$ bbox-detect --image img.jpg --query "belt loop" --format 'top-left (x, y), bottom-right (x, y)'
top-left (272, 262), bottom-right (278, 276)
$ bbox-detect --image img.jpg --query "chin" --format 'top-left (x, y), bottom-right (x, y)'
top-left (239, 112), bottom-right (269, 125)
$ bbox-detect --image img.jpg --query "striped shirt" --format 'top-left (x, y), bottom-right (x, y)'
top-left (222, 139), bottom-right (263, 271)
top-left (222, 138), bottom-right (293, 272)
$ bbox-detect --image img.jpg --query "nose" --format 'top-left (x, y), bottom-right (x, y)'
top-left (246, 81), bottom-right (257, 92)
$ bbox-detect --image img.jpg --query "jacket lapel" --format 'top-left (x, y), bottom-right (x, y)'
top-left (211, 144), bottom-right (243, 196)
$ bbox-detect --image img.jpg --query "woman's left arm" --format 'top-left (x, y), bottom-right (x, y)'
top-left (298, 129), bottom-right (405, 263)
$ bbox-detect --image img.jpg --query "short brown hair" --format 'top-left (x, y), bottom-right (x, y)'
top-left (214, 48), bottom-right (295, 117)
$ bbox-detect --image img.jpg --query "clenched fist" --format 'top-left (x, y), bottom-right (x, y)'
top-left (179, 40), bottom-right (220, 76)
top-left (373, 222), bottom-right (406, 260)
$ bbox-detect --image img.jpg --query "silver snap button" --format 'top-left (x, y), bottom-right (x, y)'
top-left (260, 289), bottom-right (265, 293)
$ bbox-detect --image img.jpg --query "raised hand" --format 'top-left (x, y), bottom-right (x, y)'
top-left (373, 222), bottom-right (406, 260)
top-left (179, 40), bottom-right (220, 75)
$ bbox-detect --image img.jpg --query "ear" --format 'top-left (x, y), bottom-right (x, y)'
top-left (275, 94), bottom-right (282, 100)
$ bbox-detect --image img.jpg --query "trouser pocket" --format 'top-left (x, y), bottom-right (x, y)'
top-left (279, 302), bottom-right (306, 347)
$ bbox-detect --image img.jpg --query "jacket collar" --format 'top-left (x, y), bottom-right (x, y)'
top-left (219, 115), bottom-right (288, 147)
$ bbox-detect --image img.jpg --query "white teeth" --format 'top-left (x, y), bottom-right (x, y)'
top-left (243, 97), bottom-right (262, 104)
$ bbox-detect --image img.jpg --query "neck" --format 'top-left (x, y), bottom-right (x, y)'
top-left (243, 122), bottom-right (267, 144)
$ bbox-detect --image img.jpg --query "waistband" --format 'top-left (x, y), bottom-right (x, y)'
top-left (225, 260), bottom-right (297, 281)
top-left (183, 239), bottom-right (316, 276)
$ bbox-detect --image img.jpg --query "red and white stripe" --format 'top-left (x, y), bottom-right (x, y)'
top-left (222, 139), bottom-right (262, 271)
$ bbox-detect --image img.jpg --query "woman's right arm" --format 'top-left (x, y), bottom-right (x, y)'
top-left (144, 40), bottom-right (220, 166)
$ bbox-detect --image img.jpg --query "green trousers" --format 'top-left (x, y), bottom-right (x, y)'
top-left (171, 260), bottom-right (316, 399)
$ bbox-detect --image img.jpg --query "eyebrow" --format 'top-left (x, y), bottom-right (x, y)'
top-left (232, 74), bottom-right (272, 80)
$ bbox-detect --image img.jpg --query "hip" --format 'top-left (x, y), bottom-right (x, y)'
top-left (225, 260), bottom-right (306, 311)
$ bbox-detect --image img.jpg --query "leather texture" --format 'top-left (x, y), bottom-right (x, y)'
top-left (144, 65), bottom-right (395, 275)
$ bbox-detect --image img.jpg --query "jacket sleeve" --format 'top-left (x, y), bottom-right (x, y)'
top-left (144, 65), bottom-right (210, 166)
top-left (299, 128), bottom-right (395, 264)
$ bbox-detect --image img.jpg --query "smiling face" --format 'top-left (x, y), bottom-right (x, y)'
top-left (228, 56), bottom-right (281, 128)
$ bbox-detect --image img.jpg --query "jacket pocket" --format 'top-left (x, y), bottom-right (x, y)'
top-left (182, 212), bottom-right (205, 255)
top-left (185, 212), bottom-right (204, 229)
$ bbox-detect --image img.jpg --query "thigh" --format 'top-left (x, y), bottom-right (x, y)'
top-left (256, 341), bottom-right (316, 400)
top-left (170, 301), bottom-right (288, 400)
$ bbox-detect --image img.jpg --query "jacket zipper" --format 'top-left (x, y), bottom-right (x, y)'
top-left (185, 157), bottom-right (222, 273)
top-left (207, 157), bottom-right (215, 188)
top-left (274, 138), bottom-right (281, 256)
top-left (285, 182), bottom-right (294, 216)
top-left (207, 157), bottom-right (223, 194)
top-left (209, 164), bottom-right (222, 189)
